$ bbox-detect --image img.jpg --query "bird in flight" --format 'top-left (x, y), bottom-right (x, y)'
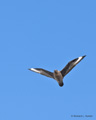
top-left (29, 55), bottom-right (86, 87)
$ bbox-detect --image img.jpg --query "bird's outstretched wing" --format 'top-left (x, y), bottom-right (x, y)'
top-left (29, 68), bottom-right (54, 79)
top-left (60, 55), bottom-right (86, 77)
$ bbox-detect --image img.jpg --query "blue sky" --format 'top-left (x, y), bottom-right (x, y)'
top-left (0, 0), bottom-right (96, 120)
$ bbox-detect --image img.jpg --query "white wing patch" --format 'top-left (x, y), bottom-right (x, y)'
top-left (30, 68), bottom-right (41, 73)
top-left (29, 68), bottom-right (54, 79)
top-left (74, 56), bottom-right (82, 65)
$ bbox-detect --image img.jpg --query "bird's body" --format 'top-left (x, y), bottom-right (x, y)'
top-left (29, 55), bottom-right (86, 87)
top-left (54, 70), bottom-right (63, 86)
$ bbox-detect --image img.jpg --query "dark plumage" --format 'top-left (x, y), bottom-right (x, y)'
top-left (29, 55), bottom-right (86, 87)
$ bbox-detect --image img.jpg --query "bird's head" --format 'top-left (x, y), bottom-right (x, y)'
top-left (59, 82), bottom-right (64, 87)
